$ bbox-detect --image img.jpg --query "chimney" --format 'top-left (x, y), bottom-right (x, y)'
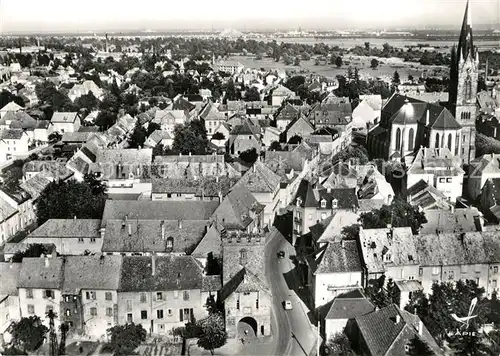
top-left (44, 256), bottom-right (50, 268)
top-left (426, 110), bottom-right (429, 126)
top-left (327, 187), bottom-right (332, 193)
top-left (100, 228), bottom-right (105, 239)
top-left (341, 239), bottom-right (345, 248)
top-left (73, 215), bottom-right (77, 220)
top-left (128, 223), bottom-right (132, 237)
top-left (178, 219), bottom-right (182, 229)
top-left (396, 315), bottom-right (401, 324)
top-left (451, 205), bottom-right (455, 213)
top-left (418, 320), bottom-right (423, 335)
top-left (161, 221), bottom-right (165, 240)
top-left (253, 164), bottom-right (256, 173)
top-left (218, 191), bottom-right (223, 203)
top-left (151, 254), bottom-right (156, 276)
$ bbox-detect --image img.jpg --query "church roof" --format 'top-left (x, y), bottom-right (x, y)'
top-left (457, 0), bottom-right (475, 61)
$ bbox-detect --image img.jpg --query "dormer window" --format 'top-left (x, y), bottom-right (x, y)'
top-left (384, 253), bottom-right (392, 262)
top-left (239, 249), bottom-right (248, 265)
top-left (166, 237), bottom-right (174, 250)
top-left (296, 198), bottom-right (302, 207)
top-left (320, 199), bottom-right (326, 209)
top-left (332, 199), bottom-right (338, 209)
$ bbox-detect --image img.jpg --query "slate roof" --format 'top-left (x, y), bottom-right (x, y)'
top-left (275, 103), bottom-right (299, 122)
top-left (118, 255), bottom-right (204, 292)
top-left (151, 177), bottom-right (238, 197)
top-left (192, 222), bottom-right (223, 258)
top-left (29, 219), bottom-right (101, 239)
top-left (325, 289), bottom-right (375, 320)
top-left (199, 102), bottom-right (225, 121)
top-left (419, 208), bottom-right (481, 235)
top-left (0, 263), bottom-right (22, 298)
top-left (18, 257), bottom-right (65, 289)
top-left (314, 241), bottom-right (363, 274)
top-left (61, 131), bottom-right (94, 143)
top-left (62, 255), bottom-right (122, 294)
top-left (1, 111), bottom-right (37, 130)
top-left (0, 195), bottom-right (19, 223)
top-left (172, 97), bottom-right (196, 112)
top-left (408, 147), bottom-right (464, 176)
top-left (294, 179), bottom-right (319, 208)
top-left (354, 304), bottom-right (442, 356)
top-left (102, 200), bottom-right (219, 223)
top-left (0, 129), bottom-right (25, 140)
top-left (102, 219), bottom-right (209, 254)
top-left (19, 174), bottom-right (52, 201)
top-left (233, 161), bottom-right (281, 194)
top-left (51, 112), bottom-right (79, 123)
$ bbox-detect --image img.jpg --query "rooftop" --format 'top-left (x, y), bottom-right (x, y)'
top-left (18, 257), bottom-right (65, 289)
top-left (325, 289), bottom-right (375, 320)
top-left (314, 240), bottom-right (363, 275)
top-left (29, 219), bottom-right (101, 239)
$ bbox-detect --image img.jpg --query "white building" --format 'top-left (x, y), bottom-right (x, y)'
top-left (51, 112), bottom-right (81, 133)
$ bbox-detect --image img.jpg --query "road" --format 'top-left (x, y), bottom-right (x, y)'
top-left (265, 228), bottom-right (318, 356)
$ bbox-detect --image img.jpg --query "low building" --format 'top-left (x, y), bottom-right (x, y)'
top-left (199, 102), bottom-right (226, 137)
top-left (228, 119), bottom-right (261, 156)
top-left (285, 113), bottom-right (315, 143)
top-left (0, 129), bottom-right (30, 162)
top-left (151, 177), bottom-right (237, 202)
top-left (221, 232), bottom-right (271, 338)
top-left (117, 255), bottom-right (221, 336)
top-left (275, 103), bottom-right (300, 132)
top-left (153, 154), bottom-right (240, 180)
top-left (51, 112), bottom-right (81, 133)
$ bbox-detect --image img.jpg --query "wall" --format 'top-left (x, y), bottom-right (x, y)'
top-left (24, 237), bottom-right (102, 256)
top-left (224, 291), bottom-right (272, 338)
top-left (0, 295), bottom-right (20, 334)
top-left (80, 289), bottom-right (118, 339)
top-left (325, 318), bottom-right (348, 340)
top-left (314, 272), bottom-right (363, 309)
top-left (18, 287), bottom-right (61, 330)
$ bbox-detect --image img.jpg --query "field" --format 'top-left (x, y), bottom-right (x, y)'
top-left (227, 55), bottom-right (448, 81)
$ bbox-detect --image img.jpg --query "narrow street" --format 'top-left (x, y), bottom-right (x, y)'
top-left (265, 228), bottom-right (318, 356)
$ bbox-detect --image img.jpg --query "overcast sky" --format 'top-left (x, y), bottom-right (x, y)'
top-left (0, 0), bottom-right (498, 33)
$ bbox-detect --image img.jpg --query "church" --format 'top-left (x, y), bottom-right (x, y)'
top-left (368, 0), bottom-right (478, 164)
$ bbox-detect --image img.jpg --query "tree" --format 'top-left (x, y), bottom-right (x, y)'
top-left (239, 148), bottom-right (259, 165)
top-left (36, 180), bottom-right (107, 225)
top-left (476, 133), bottom-right (500, 157)
top-left (0, 90), bottom-right (25, 108)
top-left (128, 122), bottom-right (147, 148)
top-left (1, 160), bottom-right (24, 192)
top-left (359, 199), bottom-right (427, 235)
top-left (364, 42), bottom-right (370, 51)
top-left (205, 252), bottom-right (221, 276)
top-left (449, 324), bottom-right (487, 356)
top-left (106, 323), bottom-right (147, 356)
top-left (212, 132), bottom-right (225, 140)
top-left (335, 56), bottom-right (343, 68)
top-left (10, 316), bottom-right (48, 353)
top-left (48, 132), bottom-right (62, 143)
top-left (288, 135), bottom-right (302, 144)
top-left (326, 332), bottom-right (354, 356)
top-left (294, 57), bottom-right (301, 66)
top-left (269, 141), bottom-right (282, 151)
top-left (245, 87), bottom-right (261, 102)
top-left (95, 110), bottom-right (117, 130)
top-left (12, 243), bottom-right (50, 262)
top-left (341, 224), bottom-right (360, 240)
top-left (74, 92), bottom-right (98, 111)
top-left (332, 145), bottom-right (369, 165)
top-left (197, 314), bottom-right (228, 355)
top-left (146, 122), bottom-right (161, 136)
top-left (392, 70), bottom-right (401, 85)
top-left (407, 335), bottom-right (436, 355)
top-left (370, 58), bottom-right (379, 69)
top-left (172, 121), bottom-right (209, 155)
top-left (83, 173), bottom-right (107, 195)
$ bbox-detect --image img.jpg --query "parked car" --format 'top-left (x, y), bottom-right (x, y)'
top-left (284, 300), bottom-right (293, 310)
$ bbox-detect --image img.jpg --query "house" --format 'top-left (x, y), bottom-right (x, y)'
top-left (221, 232), bottom-right (271, 338)
top-left (101, 219), bottom-right (210, 256)
top-left (152, 110), bottom-right (190, 136)
top-left (0, 129), bottom-right (30, 162)
top-left (144, 130), bottom-right (173, 149)
top-left (275, 103), bottom-right (299, 131)
top-left (213, 60), bottom-right (244, 75)
top-left (324, 289), bottom-right (375, 339)
top-left (358, 226), bottom-right (419, 283)
top-left (406, 147), bottom-right (464, 202)
top-left (309, 102), bottom-right (353, 135)
top-left (468, 153), bottom-right (500, 200)
top-left (68, 80), bottom-right (104, 102)
top-left (0, 262), bottom-right (22, 334)
top-left (199, 102), bottom-right (226, 137)
top-left (61, 255), bottom-right (122, 339)
top-left (18, 256), bottom-right (64, 329)
top-left (51, 112), bottom-right (81, 133)
top-left (352, 95), bottom-right (382, 129)
top-left (232, 161), bottom-right (281, 226)
top-left (480, 178), bottom-right (500, 222)
top-left (285, 113), bottom-right (315, 142)
top-left (349, 304), bottom-right (443, 356)
top-left (0, 111), bottom-right (37, 132)
top-left (152, 154), bottom-right (240, 180)
top-left (406, 179), bottom-right (454, 211)
top-left (151, 177), bottom-right (238, 202)
top-left (321, 161), bottom-right (358, 190)
top-left (0, 101), bottom-right (24, 118)
top-left (0, 194), bottom-right (22, 244)
top-left (355, 164), bottom-right (394, 204)
top-left (228, 119), bottom-right (261, 156)
top-left (211, 185), bottom-right (265, 233)
top-left (117, 255), bottom-right (221, 336)
top-left (271, 85), bottom-right (295, 107)
top-left (24, 219), bottom-right (103, 256)
top-left (419, 207), bottom-right (482, 235)
top-left (308, 240), bottom-right (364, 310)
top-left (262, 127), bottom-right (280, 148)
top-left (292, 179), bottom-right (358, 245)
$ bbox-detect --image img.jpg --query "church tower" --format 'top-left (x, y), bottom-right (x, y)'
top-left (449, 0), bottom-right (479, 163)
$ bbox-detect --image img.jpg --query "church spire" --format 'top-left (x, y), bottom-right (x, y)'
top-left (457, 0), bottom-right (474, 62)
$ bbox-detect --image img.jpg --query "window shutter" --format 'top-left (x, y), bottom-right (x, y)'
top-left (179, 309), bottom-right (183, 322)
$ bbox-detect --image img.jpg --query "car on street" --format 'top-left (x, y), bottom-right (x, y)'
top-left (284, 300), bottom-right (293, 310)
top-left (277, 250), bottom-right (285, 259)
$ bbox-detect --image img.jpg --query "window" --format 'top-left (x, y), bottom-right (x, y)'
top-left (439, 177), bottom-right (445, 183)
top-left (45, 290), bottom-right (55, 299)
top-left (435, 133), bottom-right (440, 148)
top-left (174, 291), bottom-right (179, 299)
top-left (321, 213), bottom-right (327, 220)
top-left (446, 178), bottom-right (452, 183)
top-left (156, 292), bottom-right (163, 301)
top-left (465, 77), bottom-right (472, 100)
top-left (308, 214), bottom-right (312, 221)
top-left (65, 309), bottom-right (71, 317)
top-left (105, 292), bottom-right (112, 301)
top-left (86, 291), bottom-right (96, 300)
top-left (395, 128), bottom-right (401, 150)
top-left (236, 299), bottom-right (240, 310)
top-left (106, 308), bottom-right (113, 317)
top-left (78, 238), bottom-right (84, 243)
top-left (127, 313), bottom-right (133, 323)
top-left (239, 249), bottom-right (247, 265)
top-left (419, 267), bottom-right (423, 276)
top-left (432, 267), bottom-right (440, 275)
top-left (90, 307), bottom-right (97, 316)
top-left (28, 304), bottom-right (35, 314)
top-left (140, 293), bottom-right (147, 303)
top-left (384, 254), bottom-right (391, 262)
top-left (408, 128), bottom-right (414, 151)
top-left (166, 237), bottom-right (174, 249)
top-left (332, 199), bottom-right (338, 209)
top-left (141, 310), bottom-right (148, 320)
top-left (447, 133), bottom-right (452, 151)
top-left (126, 300), bottom-right (132, 311)
top-left (183, 291), bottom-right (190, 301)
top-left (168, 309), bottom-right (173, 316)
top-left (320, 199), bottom-right (326, 208)
top-left (26, 289), bottom-right (33, 299)
top-left (476, 278), bottom-right (480, 285)
top-left (461, 265), bottom-right (468, 274)
top-left (256, 298), bottom-right (259, 309)
top-left (157, 309), bottom-right (164, 319)
top-left (475, 264), bottom-right (482, 273)
top-left (448, 271), bottom-right (455, 280)
top-left (408, 276), bottom-right (415, 280)
top-left (90, 238), bottom-right (96, 243)
top-left (494, 266), bottom-right (499, 274)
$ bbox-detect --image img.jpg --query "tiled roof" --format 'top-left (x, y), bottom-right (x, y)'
top-left (94, 148), bottom-right (153, 165)
top-left (62, 255), bottom-right (122, 294)
top-left (233, 161), bottom-right (281, 194)
top-left (118, 255), bottom-right (204, 292)
top-left (172, 97), bottom-right (196, 112)
top-left (294, 179), bottom-right (318, 208)
top-left (419, 208), bottom-right (481, 235)
top-left (19, 174), bottom-right (52, 201)
top-left (315, 241), bottom-right (363, 274)
top-left (355, 304), bottom-right (442, 356)
top-left (275, 103), bottom-right (299, 122)
top-left (151, 177), bottom-right (238, 196)
top-left (192, 223), bottom-right (223, 258)
top-left (0, 129), bottom-right (24, 140)
top-left (29, 219), bottom-right (101, 239)
top-left (102, 200), bottom-right (219, 223)
top-left (0, 101), bottom-right (24, 112)
top-left (61, 131), bottom-right (94, 143)
top-left (1, 111), bottom-right (37, 130)
top-left (51, 112), bottom-right (78, 123)
top-left (18, 257), bottom-right (65, 289)
top-left (317, 210), bottom-right (360, 244)
top-left (0, 263), bottom-right (22, 297)
top-left (102, 219), bottom-right (209, 254)
top-left (23, 160), bottom-right (73, 179)
top-left (212, 186), bottom-right (264, 230)
top-left (408, 147), bottom-right (464, 176)
top-left (325, 289), bottom-right (375, 320)
top-left (0, 195), bottom-right (19, 223)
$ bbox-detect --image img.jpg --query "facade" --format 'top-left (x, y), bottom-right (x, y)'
top-left (0, 263), bottom-right (22, 334)
top-left (285, 114), bottom-right (315, 142)
top-left (0, 129), bottom-right (30, 162)
top-left (448, 0), bottom-right (478, 164)
top-left (51, 112), bottom-right (81, 133)
top-left (221, 232), bottom-right (271, 338)
top-left (228, 119), bottom-right (261, 155)
top-left (468, 153), bottom-right (500, 200)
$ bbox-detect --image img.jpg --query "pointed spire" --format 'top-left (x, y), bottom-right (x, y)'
top-left (458, 0), bottom-right (474, 61)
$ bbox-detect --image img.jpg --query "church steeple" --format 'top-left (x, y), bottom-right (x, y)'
top-left (457, 0), bottom-right (475, 63)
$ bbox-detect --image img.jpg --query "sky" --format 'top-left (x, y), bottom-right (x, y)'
top-left (0, 0), bottom-right (498, 33)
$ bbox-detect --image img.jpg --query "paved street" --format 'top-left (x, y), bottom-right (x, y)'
top-left (265, 228), bottom-right (318, 356)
